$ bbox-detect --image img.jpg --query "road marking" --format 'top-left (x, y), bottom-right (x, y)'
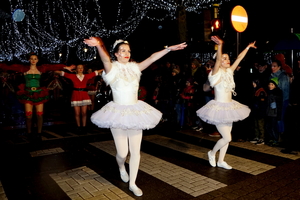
top-left (50, 166), bottom-right (134, 200)
top-left (91, 141), bottom-right (227, 197)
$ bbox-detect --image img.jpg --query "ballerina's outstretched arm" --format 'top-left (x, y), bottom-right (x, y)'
top-left (230, 41), bottom-right (257, 71)
top-left (138, 42), bottom-right (187, 71)
top-left (84, 37), bottom-right (112, 73)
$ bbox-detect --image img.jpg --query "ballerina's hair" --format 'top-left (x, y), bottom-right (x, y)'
top-left (28, 52), bottom-right (38, 59)
top-left (112, 40), bottom-right (129, 52)
top-left (111, 39), bottom-right (130, 60)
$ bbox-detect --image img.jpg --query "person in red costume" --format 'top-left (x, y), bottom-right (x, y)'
top-left (86, 68), bottom-right (98, 112)
top-left (56, 64), bottom-right (103, 133)
top-left (0, 53), bottom-right (74, 140)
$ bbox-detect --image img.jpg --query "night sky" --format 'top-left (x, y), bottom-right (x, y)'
top-left (125, 0), bottom-right (300, 60)
top-left (230, 0), bottom-right (299, 45)
top-left (1, 0), bottom-right (299, 63)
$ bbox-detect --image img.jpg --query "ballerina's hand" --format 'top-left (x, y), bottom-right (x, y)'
top-left (98, 69), bottom-right (104, 74)
top-left (70, 64), bottom-right (76, 70)
top-left (65, 64), bottom-right (76, 72)
top-left (83, 37), bottom-right (101, 47)
top-left (248, 41), bottom-right (257, 49)
top-left (168, 42), bottom-right (187, 51)
top-left (211, 36), bottom-right (223, 45)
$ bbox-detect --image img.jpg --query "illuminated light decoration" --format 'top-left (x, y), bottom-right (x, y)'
top-left (211, 18), bottom-right (221, 31)
top-left (76, 43), bottom-right (97, 62)
top-left (215, 20), bottom-right (220, 29)
top-left (0, 0), bottom-right (230, 63)
top-left (191, 51), bottom-right (232, 63)
top-left (12, 9), bottom-right (25, 22)
top-left (0, 8), bottom-right (11, 19)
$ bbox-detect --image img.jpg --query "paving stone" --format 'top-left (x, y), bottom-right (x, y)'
top-left (49, 166), bottom-right (134, 200)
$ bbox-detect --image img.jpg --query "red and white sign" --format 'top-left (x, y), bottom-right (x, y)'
top-left (231, 5), bottom-right (248, 32)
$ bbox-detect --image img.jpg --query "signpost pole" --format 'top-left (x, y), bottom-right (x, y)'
top-left (291, 28), bottom-right (294, 69)
top-left (237, 32), bottom-right (240, 57)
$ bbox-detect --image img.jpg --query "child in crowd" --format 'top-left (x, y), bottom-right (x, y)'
top-left (250, 79), bottom-right (267, 145)
top-left (179, 78), bottom-right (195, 128)
top-left (265, 77), bottom-right (283, 146)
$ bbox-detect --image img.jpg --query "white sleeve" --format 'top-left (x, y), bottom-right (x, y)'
top-left (102, 64), bottom-right (117, 85)
top-left (208, 70), bottom-right (221, 88)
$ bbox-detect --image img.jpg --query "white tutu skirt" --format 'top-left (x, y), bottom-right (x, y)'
top-left (196, 99), bottom-right (250, 125)
top-left (91, 100), bottom-right (162, 130)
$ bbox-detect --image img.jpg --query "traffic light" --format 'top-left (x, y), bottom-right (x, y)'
top-left (211, 18), bottom-right (221, 32)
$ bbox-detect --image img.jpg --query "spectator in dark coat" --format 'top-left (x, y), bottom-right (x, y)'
top-left (265, 77), bottom-right (283, 146)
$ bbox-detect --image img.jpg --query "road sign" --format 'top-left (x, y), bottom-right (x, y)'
top-left (231, 5), bottom-right (248, 32)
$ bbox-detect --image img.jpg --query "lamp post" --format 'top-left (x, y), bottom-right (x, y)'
top-left (211, 4), bottom-right (221, 34)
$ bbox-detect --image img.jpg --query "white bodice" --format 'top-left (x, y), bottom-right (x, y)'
top-left (102, 61), bottom-right (141, 105)
top-left (208, 68), bottom-right (236, 103)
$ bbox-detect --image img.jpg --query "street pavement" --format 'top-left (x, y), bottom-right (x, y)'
top-left (0, 121), bottom-right (299, 200)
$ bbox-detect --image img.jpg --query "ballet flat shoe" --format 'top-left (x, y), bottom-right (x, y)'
top-left (129, 185), bottom-right (143, 196)
top-left (120, 171), bottom-right (129, 183)
top-left (217, 161), bottom-right (232, 170)
top-left (208, 151), bottom-right (216, 167)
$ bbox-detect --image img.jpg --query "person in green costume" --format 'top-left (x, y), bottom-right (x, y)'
top-left (0, 53), bottom-right (74, 140)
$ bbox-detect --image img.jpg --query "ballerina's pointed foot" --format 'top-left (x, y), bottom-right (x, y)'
top-left (208, 150), bottom-right (216, 167)
top-left (129, 185), bottom-right (143, 196)
top-left (217, 161), bottom-right (232, 170)
top-left (120, 170), bottom-right (129, 183)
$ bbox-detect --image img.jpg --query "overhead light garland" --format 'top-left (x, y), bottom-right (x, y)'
top-left (0, 0), bottom-right (229, 63)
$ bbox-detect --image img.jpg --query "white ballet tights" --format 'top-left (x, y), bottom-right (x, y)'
top-left (211, 124), bottom-right (232, 163)
top-left (111, 128), bottom-right (142, 187)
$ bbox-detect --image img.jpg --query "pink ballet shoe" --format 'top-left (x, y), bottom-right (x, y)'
top-left (129, 185), bottom-right (143, 196)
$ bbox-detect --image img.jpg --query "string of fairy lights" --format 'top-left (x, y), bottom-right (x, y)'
top-left (0, 0), bottom-right (229, 63)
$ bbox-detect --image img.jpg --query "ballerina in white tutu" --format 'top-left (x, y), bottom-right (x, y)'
top-left (197, 36), bottom-right (256, 169)
top-left (83, 37), bottom-right (187, 196)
